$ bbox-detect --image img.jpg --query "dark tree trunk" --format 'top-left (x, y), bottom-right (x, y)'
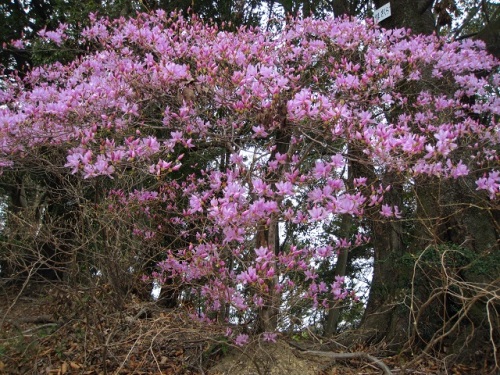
top-left (324, 213), bottom-right (352, 336)
top-left (357, 0), bottom-right (435, 348)
top-left (374, 0), bottom-right (435, 33)
top-left (356, 2), bottom-right (500, 367)
top-left (256, 101), bottom-right (291, 332)
top-left (358, 174), bottom-right (407, 347)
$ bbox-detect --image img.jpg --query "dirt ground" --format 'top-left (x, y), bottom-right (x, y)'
top-left (0, 286), bottom-right (490, 375)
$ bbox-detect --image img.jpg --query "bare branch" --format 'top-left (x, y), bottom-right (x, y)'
top-left (301, 350), bottom-right (393, 375)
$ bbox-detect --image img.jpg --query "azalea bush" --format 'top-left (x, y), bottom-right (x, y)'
top-left (1, 11), bottom-right (498, 332)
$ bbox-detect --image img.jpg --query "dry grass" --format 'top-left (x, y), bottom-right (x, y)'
top-left (0, 285), bottom-right (494, 375)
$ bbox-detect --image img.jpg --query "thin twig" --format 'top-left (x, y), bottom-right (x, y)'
top-left (301, 350), bottom-right (393, 375)
top-left (0, 264), bottom-right (37, 328)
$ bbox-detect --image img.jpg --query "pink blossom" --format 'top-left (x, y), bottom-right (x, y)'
top-left (142, 136), bottom-right (160, 154)
top-left (11, 39), bottom-right (25, 49)
top-left (275, 181), bottom-right (294, 196)
top-left (315, 246), bottom-right (333, 258)
top-left (331, 154), bottom-right (345, 168)
top-left (234, 334), bottom-right (249, 347)
top-left (38, 24), bottom-right (68, 45)
top-left (308, 188), bottom-right (324, 203)
top-left (476, 171), bottom-right (500, 199)
top-left (252, 125), bottom-right (268, 138)
top-left (223, 225), bottom-right (245, 243)
top-left (65, 153), bottom-right (82, 174)
top-left (354, 177), bottom-right (367, 187)
top-left (170, 131), bottom-right (183, 143)
top-left (237, 267), bottom-right (258, 284)
top-left (313, 160), bottom-right (331, 179)
top-left (450, 160), bottom-right (469, 179)
top-left (308, 206), bottom-right (326, 221)
top-left (94, 156), bottom-right (115, 177)
top-left (380, 204), bottom-right (393, 217)
top-left (274, 152), bottom-right (287, 164)
top-left (255, 246), bottom-right (272, 263)
top-left (304, 269), bottom-right (317, 281)
top-left (1, 12), bottom-right (498, 327)
top-left (189, 195), bottom-right (203, 213)
top-left (331, 276), bottom-right (346, 300)
top-left (262, 332), bottom-right (277, 342)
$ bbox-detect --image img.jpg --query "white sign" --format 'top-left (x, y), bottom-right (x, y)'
top-left (374, 3), bottom-right (391, 23)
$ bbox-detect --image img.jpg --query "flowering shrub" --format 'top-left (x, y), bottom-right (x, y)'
top-left (1, 11), bottom-right (498, 331)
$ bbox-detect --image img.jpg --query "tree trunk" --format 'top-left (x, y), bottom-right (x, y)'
top-left (255, 101), bottom-right (292, 332)
top-left (357, 2), bottom-right (500, 366)
top-left (324, 213), bottom-right (352, 336)
top-left (357, 0), bottom-right (436, 348)
top-left (374, 0), bottom-right (435, 33)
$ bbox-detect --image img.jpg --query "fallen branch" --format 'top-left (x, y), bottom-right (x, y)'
top-left (16, 315), bottom-right (57, 324)
top-left (300, 349), bottom-right (393, 375)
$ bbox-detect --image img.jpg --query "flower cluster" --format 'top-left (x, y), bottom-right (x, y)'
top-left (1, 11), bottom-right (498, 327)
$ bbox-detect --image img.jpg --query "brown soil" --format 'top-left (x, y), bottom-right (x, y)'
top-left (0, 286), bottom-right (490, 375)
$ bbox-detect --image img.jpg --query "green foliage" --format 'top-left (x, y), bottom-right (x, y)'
top-left (203, 336), bottom-right (231, 364)
top-left (410, 243), bottom-right (500, 279)
top-left (291, 330), bottom-right (310, 341)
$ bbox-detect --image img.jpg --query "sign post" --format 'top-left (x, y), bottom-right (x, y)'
top-left (373, 3), bottom-right (391, 23)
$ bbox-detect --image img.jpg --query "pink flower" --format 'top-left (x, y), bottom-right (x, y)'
top-left (313, 160), bottom-right (331, 179)
top-left (380, 204), bottom-right (393, 217)
top-left (331, 276), bottom-right (346, 300)
top-left (223, 225), bottom-right (245, 243)
top-left (189, 195), bottom-right (203, 213)
top-left (255, 246), bottom-right (271, 263)
top-left (234, 334), bottom-right (249, 347)
top-left (94, 156), bottom-right (115, 177)
top-left (304, 269), bottom-right (317, 281)
top-left (330, 154), bottom-right (344, 168)
top-left (170, 131), bottom-right (183, 143)
top-left (315, 246), bottom-right (332, 258)
top-left (252, 125), bottom-right (268, 138)
top-left (237, 267), bottom-right (258, 284)
top-left (262, 332), bottom-right (277, 343)
top-left (354, 177), bottom-right (367, 187)
top-left (38, 25), bottom-right (68, 45)
top-left (476, 171), bottom-right (500, 199)
top-left (450, 160), bottom-right (469, 179)
top-left (308, 206), bottom-right (325, 221)
top-left (275, 152), bottom-right (287, 164)
top-left (253, 179), bottom-right (271, 196)
top-left (309, 188), bottom-right (324, 203)
top-left (393, 205), bottom-right (402, 219)
top-left (65, 153), bottom-right (81, 174)
top-left (12, 39), bottom-right (25, 49)
top-left (275, 181), bottom-right (294, 196)
top-left (142, 136), bottom-right (160, 154)
top-left (108, 150), bottom-right (126, 162)
top-left (232, 293), bottom-right (247, 310)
